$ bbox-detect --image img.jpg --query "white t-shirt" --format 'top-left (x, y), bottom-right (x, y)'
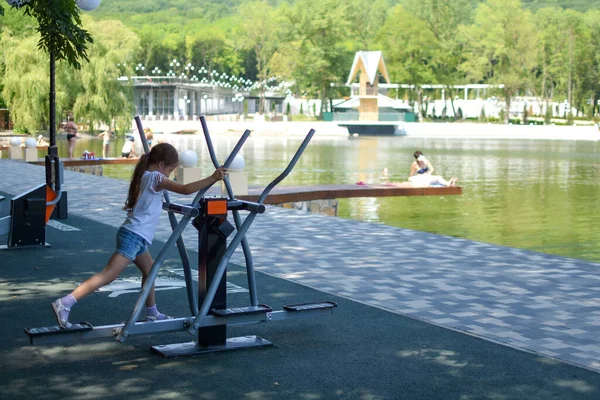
top-left (122, 141), bottom-right (133, 154)
top-left (121, 171), bottom-right (165, 244)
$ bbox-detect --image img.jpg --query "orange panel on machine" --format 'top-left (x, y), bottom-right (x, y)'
top-left (45, 185), bottom-right (57, 224)
top-left (206, 199), bottom-right (228, 215)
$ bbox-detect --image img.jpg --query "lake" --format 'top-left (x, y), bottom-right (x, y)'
top-left (22, 131), bottom-right (600, 263)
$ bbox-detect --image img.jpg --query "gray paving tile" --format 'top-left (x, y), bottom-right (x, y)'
top-left (2, 158), bottom-right (600, 373)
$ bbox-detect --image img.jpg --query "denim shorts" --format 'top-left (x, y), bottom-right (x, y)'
top-left (116, 227), bottom-right (149, 261)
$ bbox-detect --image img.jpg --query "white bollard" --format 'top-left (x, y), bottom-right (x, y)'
top-left (9, 137), bottom-right (22, 160)
top-left (222, 154), bottom-right (248, 196)
top-left (24, 137), bottom-right (38, 162)
top-left (176, 149), bottom-right (202, 185)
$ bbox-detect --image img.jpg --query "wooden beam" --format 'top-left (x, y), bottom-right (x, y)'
top-left (232, 183), bottom-right (462, 204)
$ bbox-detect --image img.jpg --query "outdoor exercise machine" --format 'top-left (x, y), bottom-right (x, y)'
top-left (0, 134), bottom-right (66, 250)
top-left (25, 116), bottom-right (336, 356)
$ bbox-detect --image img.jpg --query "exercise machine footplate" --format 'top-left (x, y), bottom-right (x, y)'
top-left (210, 304), bottom-right (272, 317)
top-left (25, 322), bottom-right (93, 343)
top-left (283, 301), bottom-right (338, 312)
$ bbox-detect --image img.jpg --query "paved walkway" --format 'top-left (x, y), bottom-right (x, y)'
top-left (2, 159), bottom-right (600, 374)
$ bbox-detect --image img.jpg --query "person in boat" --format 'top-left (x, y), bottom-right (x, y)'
top-left (409, 150), bottom-right (457, 187)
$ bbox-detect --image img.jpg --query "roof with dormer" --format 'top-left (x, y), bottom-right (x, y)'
top-left (345, 51), bottom-right (391, 86)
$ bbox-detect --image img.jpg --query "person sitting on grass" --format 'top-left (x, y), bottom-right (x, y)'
top-left (51, 143), bottom-right (228, 328)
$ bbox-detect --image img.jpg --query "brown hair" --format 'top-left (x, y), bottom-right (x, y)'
top-left (413, 150), bottom-right (423, 159)
top-left (124, 143), bottom-right (179, 211)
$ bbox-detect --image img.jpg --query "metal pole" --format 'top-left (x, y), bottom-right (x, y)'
top-left (134, 116), bottom-right (197, 315)
top-left (48, 51), bottom-right (57, 156)
top-left (200, 116), bottom-right (258, 306)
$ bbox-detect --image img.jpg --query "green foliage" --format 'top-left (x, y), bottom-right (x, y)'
top-left (2, 0), bottom-right (94, 69)
top-left (71, 17), bottom-right (139, 131)
top-left (376, 5), bottom-right (437, 86)
top-left (459, 0), bottom-right (539, 123)
top-left (545, 105), bottom-right (552, 124)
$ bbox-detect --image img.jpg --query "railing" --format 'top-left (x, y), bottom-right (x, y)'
top-left (350, 87), bottom-right (389, 97)
top-left (330, 112), bottom-right (407, 122)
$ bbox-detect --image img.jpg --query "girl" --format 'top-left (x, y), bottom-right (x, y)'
top-left (408, 150), bottom-right (457, 187)
top-left (51, 143), bottom-right (228, 328)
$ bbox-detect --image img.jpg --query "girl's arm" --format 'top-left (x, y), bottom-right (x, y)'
top-left (158, 167), bottom-right (227, 195)
top-left (426, 160), bottom-right (434, 174)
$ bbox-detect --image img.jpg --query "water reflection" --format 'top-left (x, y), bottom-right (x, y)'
top-left (16, 132), bottom-right (600, 262)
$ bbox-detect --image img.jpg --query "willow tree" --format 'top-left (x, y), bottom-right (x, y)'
top-left (1, 0), bottom-right (94, 139)
top-left (72, 18), bottom-right (139, 132)
top-left (459, 0), bottom-right (539, 123)
top-left (1, 32), bottom-right (51, 132)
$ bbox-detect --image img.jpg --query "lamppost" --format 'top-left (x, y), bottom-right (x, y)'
top-left (4, 0), bottom-right (101, 215)
top-left (45, 0), bottom-right (101, 214)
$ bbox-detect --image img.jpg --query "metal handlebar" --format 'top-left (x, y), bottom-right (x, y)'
top-left (257, 129), bottom-right (315, 204)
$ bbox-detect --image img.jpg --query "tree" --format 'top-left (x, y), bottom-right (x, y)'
top-left (404, 0), bottom-right (474, 118)
top-left (459, 0), bottom-right (539, 124)
top-left (1, 0), bottom-right (93, 69)
top-left (1, 31), bottom-right (53, 132)
top-left (280, 0), bottom-right (353, 116)
top-left (71, 18), bottom-right (139, 132)
top-left (234, 1), bottom-right (282, 114)
top-left (346, 0), bottom-right (388, 50)
top-left (376, 5), bottom-right (438, 113)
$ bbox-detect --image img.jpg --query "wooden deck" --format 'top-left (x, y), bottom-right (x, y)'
top-left (217, 183), bottom-right (462, 204)
top-left (25, 158), bottom-right (461, 203)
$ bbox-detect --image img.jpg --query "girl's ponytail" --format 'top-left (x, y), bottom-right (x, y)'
top-left (123, 154), bottom-right (150, 211)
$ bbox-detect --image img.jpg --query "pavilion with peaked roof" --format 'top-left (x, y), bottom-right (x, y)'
top-left (346, 51), bottom-right (390, 122)
top-left (333, 51), bottom-right (413, 135)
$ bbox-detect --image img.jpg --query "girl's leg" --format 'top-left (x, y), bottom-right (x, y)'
top-left (134, 251), bottom-right (172, 320)
top-left (430, 175), bottom-right (452, 186)
top-left (133, 251), bottom-right (156, 307)
top-left (72, 253), bottom-right (131, 300)
top-left (52, 253), bottom-right (131, 328)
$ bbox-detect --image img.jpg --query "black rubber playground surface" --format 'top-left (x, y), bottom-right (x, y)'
top-left (1, 193), bottom-right (600, 399)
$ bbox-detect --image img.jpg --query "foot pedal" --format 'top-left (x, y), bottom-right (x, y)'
top-left (210, 304), bottom-right (272, 317)
top-left (25, 322), bottom-right (93, 343)
top-left (283, 301), bottom-right (338, 312)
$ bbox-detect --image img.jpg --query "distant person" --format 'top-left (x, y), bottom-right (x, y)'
top-left (64, 122), bottom-right (78, 159)
top-left (409, 150), bottom-right (457, 187)
top-left (36, 135), bottom-right (49, 147)
top-left (121, 137), bottom-right (137, 158)
top-left (51, 143), bottom-right (228, 328)
top-left (98, 129), bottom-right (113, 159)
top-left (144, 128), bottom-right (154, 148)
